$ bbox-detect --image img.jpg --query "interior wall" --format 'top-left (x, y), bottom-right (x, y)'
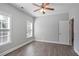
top-left (0, 3), bottom-right (34, 55)
top-left (35, 13), bottom-right (69, 43)
top-left (69, 4), bottom-right (79, 55)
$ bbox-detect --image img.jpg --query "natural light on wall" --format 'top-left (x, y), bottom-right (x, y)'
top-left (0, 14), bottom-right (11, 46)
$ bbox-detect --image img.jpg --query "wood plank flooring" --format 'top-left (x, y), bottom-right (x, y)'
top-left (5, 41), bottom-right (78, 56)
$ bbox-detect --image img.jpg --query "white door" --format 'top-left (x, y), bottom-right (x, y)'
top-left (59, 21), bottom-right (70, 45)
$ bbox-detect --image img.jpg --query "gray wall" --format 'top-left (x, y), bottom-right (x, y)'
top-left (69, 4), bottom-right (79, 55)
top-left (35, 13), bottom-right (69, 43)
top-left (0, 3), bottom-right (34, 54)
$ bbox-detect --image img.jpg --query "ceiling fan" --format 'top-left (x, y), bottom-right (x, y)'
top-left (32, 3), bottom-right (54, 14)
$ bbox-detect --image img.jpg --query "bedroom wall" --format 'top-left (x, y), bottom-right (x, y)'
top-left (35, 13), bottom-right (69, 43)
top-left (0, 3), bottom-right (34, 55)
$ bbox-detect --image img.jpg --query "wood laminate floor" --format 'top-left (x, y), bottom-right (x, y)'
top-left (6, 41), bottom-right (78, 56)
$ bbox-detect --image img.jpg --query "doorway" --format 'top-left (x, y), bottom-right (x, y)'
top-left (71, 18), bottom-right (74, 46)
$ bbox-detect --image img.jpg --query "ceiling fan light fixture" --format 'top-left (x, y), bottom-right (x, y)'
top-left (40, 8), bottom-right (46, 12)
top-left (33, 3), bottom-right (54, 14)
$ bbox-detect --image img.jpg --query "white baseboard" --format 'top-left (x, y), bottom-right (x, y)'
top-left (74, 48), bottom-right (79, 56)
top-left (35, 39), bottom-right (70, 45)
top-left (0, 39), bottom-right (34, 56)
top-left (36, 39), bottom-right (59, 44)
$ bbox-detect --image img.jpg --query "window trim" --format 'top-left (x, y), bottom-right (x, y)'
top-left (0, 13), bottom-right (11, 46)
top-left (26, 21), bottom-right (33, 38)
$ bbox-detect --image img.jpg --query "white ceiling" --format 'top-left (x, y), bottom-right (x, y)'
top-left (11, 3), bottom-right (72, 18)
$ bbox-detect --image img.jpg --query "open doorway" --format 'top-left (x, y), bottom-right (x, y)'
top-left (71, 18), bottom-right (74, 46)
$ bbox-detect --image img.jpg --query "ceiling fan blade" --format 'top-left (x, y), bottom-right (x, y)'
top-left (46, 8), bottom-right (54, 10)
top-left (33, 9), bottom-right (40, 12)
top-left (44, 3), bottom-right (50, 6)
top-left (32, 3), bottom-right (40, 7)
top-left (42, 3), bottom-right (44, 7)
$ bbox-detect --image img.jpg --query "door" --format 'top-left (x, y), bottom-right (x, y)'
top-left (59, 21), bottom-right (70, 45)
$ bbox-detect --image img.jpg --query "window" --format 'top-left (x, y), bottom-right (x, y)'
top-left (26, 21), bottom-right (32, 38)
top-left (0, 14), bottom-right (10, 45)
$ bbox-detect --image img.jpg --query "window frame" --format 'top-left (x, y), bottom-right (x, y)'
top-left (0, 12), bottom-right (11, 46)
top-left (26, 21), bottom-right (33, 38)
